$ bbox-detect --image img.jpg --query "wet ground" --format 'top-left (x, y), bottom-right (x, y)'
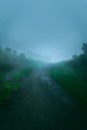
top-left (0, 68), bottom-right (87, 130)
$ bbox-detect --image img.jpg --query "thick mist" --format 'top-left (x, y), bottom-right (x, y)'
top-left (0, 0), bottom-right (87, 62)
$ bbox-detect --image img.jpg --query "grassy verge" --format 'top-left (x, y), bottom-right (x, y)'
top-left (49, 64), bottom-right (87, 104)
top-left (12, 68), bottom-right (32, 81)
top-left (0, 80), bottom-right (19, 104)
top-left (0, 68), bottom-right (32, 104)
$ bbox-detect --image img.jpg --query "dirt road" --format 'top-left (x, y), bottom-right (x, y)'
top-left (0, 68), bottom-right (87, 130)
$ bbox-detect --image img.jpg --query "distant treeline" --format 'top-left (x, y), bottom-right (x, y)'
top-left (0, 46), bottom-right (31, 73)
top-left (67, 43), bottom-right (87, 69)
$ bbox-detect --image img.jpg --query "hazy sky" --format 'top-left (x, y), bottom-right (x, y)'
top-left (0, 0), bottom-right (87, 62)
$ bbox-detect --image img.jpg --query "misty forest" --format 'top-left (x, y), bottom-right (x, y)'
top-left (0, 1), bottom-right (87, 130)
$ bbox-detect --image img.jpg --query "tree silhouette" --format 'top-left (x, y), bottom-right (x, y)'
top-left (82, 43), bottom-right (87, 55)
top-left (68, 43), bottom-right (87, 69)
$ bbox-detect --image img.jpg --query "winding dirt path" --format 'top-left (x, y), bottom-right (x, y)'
top-left (0, 68), bottom-right (87, 130)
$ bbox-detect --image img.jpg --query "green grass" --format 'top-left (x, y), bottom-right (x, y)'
top-left (0, 81), bottom-right (19, 104)
top-left (12, 68), bottom-right (32, 81)
top-left (0, 73), bottom-right (19, 104)
top-left (0, 68), bottom-right (32, 104)
top-left (49, 64), bottom-right (87, 104)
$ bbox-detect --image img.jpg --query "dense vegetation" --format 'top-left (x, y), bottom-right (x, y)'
top-left (67, 43), bottom-right (87, 69)
top-left (0, 46), bottom-right (32, 104)
top-left (50, 43), bottom-right (87, 104)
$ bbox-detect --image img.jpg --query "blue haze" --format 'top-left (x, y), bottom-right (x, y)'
top-left (0, 0), bottom-right (87, 62)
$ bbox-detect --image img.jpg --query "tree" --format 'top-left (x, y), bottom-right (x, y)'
top-left (5, 47), bottom-right (11, 51)
top-left (0, 46), bottom-right (2, 54)
top-left (81, 43), bottom-right (87, 55)
top-left (72, 55), bottom-right (78, 59)
top-left (13, 50), bottom-right (17, 56)
top-left (19, 53), bottom-right (26, 59)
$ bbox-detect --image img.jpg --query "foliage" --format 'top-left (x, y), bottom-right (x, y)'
top-left (0, 46), bottom-right (31, 71)
top-left (0, 80), bottom-right (19, 104)
top-left (49, 43), bottom-right (87, 104)
top-left (82, 43), bottom-right (87, 55)
top-left (67, 43), bottom-right (87, 69)
top-left (0, 46), bottom-right (32, 104)
top-left (50, 65), bottom-right (87, 104)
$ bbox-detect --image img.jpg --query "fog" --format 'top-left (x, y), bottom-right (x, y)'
top-left (0, 0), bottom-right (87, 62)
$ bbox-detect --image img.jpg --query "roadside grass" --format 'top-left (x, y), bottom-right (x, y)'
top-left (12, 68), bottom-right (32, 81)
top-left (0, 80), bottom-right (19, 104)
top-left (0, 68), bottom-right (32, 104)
top-left (49, 64), bottom-right (87, 104)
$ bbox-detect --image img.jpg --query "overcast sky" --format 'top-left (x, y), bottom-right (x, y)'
top-left (0, 0), bottom-right (87, 62)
